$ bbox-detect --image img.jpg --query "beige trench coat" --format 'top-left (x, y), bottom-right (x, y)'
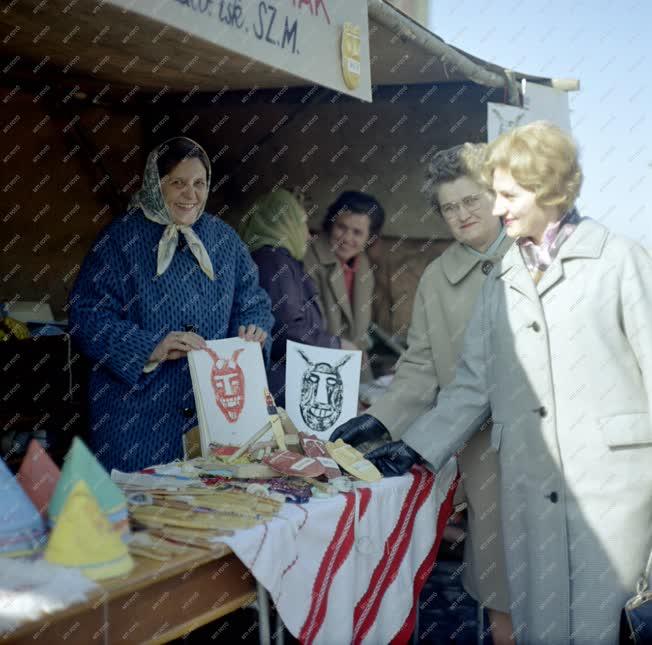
top-left (369, 234), bottom-right (513, 612)
top-left (403, 219), bottom-right (652, 644)
top-left (303, 233), bottom-right (374, 349)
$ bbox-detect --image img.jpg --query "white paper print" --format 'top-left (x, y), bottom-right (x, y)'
top-left (285, 340), bottom-right (362, 439)
top-left (188, 338), bottom-right (271, 453)
top-left (487, 103), bottom-right (528, 141)
top-left (488, 81), bottom-right (571, 141)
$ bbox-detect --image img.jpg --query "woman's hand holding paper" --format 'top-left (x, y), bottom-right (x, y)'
top-left (149, 331), bottom-right (207, 363)
top-left (239, 324), bottom-right (268, 346)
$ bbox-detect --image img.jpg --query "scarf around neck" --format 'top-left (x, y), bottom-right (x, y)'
top-left (518, 208), bottom-right (581, 281)
top-left (131, 137), bottom-right (215, 281)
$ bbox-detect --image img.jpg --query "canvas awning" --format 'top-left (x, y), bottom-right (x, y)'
top-left (2, 0), bottom-right (372, 100)
top-left (0, 0), bottom-right (576, 102)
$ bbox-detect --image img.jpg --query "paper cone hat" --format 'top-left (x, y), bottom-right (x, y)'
top-left (45, 480), bottom-right (133, 580)
top-left (18, 440), bottom-right (61, 517)
top-left (0, 458), bottom-right (47, 557)
top-left (49, 437), bottom-right (129, 538)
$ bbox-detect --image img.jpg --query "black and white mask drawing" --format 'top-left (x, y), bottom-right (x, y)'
top-left (297, 350), bottom-right (352, 433)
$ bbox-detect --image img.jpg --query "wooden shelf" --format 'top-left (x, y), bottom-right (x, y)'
top-left (5, 547), bottom-right (256, 644)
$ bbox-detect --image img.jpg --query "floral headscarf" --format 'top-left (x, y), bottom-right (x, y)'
top-left (239, 189), bottom-right (307, 261)
top-left (131, 136), bottom-right (215, 280)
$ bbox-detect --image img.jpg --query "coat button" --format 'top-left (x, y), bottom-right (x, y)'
top-left (529, 321), bottom-right (541, 332)
top-left (545, 492), bottom-right (559, 503)
top-left (182, 407), bottom-right (195, 419)
top-left (534, 406), bottom-right (548, 418)
top-left (481, 260), bottom-right (494, 275)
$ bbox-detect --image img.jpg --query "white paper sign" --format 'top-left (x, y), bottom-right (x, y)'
top-left (107, 0), bottom-right (371, 101)
top-left (188, 338), bottom-right (271, 453)
top-left (488, 81), bottom-right (571, 141)
top-left (284, 340), bottom-right (362, 440)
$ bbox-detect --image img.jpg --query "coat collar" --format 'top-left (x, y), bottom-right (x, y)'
top-left (308, 232), bottom-right (372, 329)
top-left (441, 234), bottom-right (513, 285)
top-left (495, 218), bottom-right (608, 299)
top-left (309, 233), bottom-right (353, 323)
top-left (309, 233), bottom-right (339, 266)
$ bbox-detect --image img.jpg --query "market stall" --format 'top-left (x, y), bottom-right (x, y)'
top-left (0, 0), bottom-right (575, 343)
top-left (0, 1), bottom-right (577, 642)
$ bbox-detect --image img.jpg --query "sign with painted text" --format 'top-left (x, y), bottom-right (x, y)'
top-left (108, 0), bottom-right (371, 101)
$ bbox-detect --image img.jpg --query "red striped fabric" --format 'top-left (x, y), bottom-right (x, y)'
top-left (352, 468), bottom-right (434, 643)
top-left (300, 487), bottom-right (372, 643)
top-left (391, 475), bottom-right (458, 644)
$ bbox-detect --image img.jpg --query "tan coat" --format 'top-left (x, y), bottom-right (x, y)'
top-left (303, 233), bottom-right (374, 349)
top-left (369, 234), bottom-right (513, 612)
top-left (403, 219), bottom-right (652, 643)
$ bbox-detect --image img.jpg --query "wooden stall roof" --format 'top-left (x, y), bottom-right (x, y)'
top-left (0, 0), bottom-right (555, 97)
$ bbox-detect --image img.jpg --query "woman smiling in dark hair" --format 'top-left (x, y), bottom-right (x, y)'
top-left (303, 191), bottom-right (385, 352)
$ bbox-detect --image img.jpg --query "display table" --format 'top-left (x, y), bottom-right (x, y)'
top-left (3, 461), bottom-right (457, 645)
top-left (4, 546), bottom-right (256, 644)
top-left (221, 461), bottom-right (458, 645)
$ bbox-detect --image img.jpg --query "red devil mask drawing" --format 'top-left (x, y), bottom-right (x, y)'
top-left (204, 348), bottom-right (245, 423)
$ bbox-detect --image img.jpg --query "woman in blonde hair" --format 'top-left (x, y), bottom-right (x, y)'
top-left (363, 121), bottom-right (652, 644)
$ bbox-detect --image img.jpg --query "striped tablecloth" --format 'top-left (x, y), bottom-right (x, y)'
top-left (221, 459), bottom-right (458, 645)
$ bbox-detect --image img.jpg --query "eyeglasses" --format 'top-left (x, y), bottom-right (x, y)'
top-left (439, 193), bottom-right (484, 219)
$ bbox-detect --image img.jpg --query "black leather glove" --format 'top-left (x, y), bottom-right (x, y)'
top-left (365, 440), bottom-right (420, 477)
top-left (329, 414), bottom-right (389, 446)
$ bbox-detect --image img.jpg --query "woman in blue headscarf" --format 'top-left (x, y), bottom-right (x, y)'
top-left (70, 137), bottom-right (273, 472)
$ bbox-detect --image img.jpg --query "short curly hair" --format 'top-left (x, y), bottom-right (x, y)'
top-left (322, 191), bottom-right (385, 237)
top-left (481, 121), bottom-right (582, 213)
top-left (425, 143), bottom-right (487, 211)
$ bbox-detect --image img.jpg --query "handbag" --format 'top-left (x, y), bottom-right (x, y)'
top-left (621, 547), bottom-right (652, 644)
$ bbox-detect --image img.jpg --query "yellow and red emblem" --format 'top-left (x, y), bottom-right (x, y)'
top-left (341, 22), bottom-right (361, 90)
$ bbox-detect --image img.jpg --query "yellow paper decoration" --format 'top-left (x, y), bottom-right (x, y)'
top-left (325, 439), bottom-right (382, 483)
top-left (44, 480), bottom-right (133, 580)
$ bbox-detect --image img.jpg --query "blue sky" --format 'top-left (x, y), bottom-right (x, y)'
top-left (429, 0), bottom-right (651, 246)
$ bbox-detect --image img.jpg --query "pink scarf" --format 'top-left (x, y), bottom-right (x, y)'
top-left (518, 209), bottom-right (581, 282)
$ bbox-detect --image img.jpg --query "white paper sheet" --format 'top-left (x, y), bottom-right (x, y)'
top-left (487, 81), bottom-right (571, 141)
top-left (284, 340), bottom-right (362, 440)
top-left (188, 338), bottom-right (272, 452)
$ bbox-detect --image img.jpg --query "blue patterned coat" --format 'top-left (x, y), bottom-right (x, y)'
top-left (69, 210), bottom-right (273, 472)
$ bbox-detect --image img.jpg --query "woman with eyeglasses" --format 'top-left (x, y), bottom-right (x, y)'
top-left (330, 143), bottom-right (514, 643)
top-left (358, 121), bottom-right (652, 644)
